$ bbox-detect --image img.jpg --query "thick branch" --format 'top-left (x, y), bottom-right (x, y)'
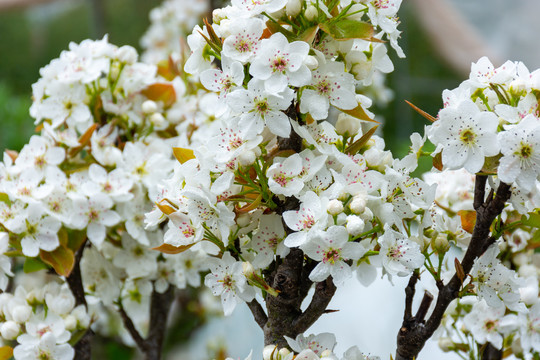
top-left (395, 180), bottom-right (512, 360)
top-left (247, 299), bottom-right (268, 329)
top-left (144, 286), bottom-right (176, 360)
top-left (293, 276), bottom-right (336, 333)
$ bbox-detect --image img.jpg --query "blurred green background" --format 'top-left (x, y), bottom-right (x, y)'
top-left (0, 1), bottom-right (461, 157)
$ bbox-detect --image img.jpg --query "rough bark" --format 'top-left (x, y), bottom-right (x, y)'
top-left (395, 177), bottom-right (512, 360)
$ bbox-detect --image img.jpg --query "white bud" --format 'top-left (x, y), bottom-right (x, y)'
top-left (346, 215), bottom-right (365, 236)
top-left (352, 61), bottom-right (372, 80)
top-left (98, 78), bottom-right (108, 89)
top-left (511, 337), bottom-right (523, 355)
top-left (116, 45), bottom-right (138, 64)
top-left (242, 262), bottom-right (255, 277)
top-left (327, 199), bottom-right (344, 215)
top-left (438, 337), bottom-right (453, 352)
top-left (349, 195), bottom-right (366, 214)
top-left (150, 113), bottom-right (167, 128)
top-left (46, 288), bottom-right (75, 316)
top-left (305, 5), bottom-right (318, 21)
top-left (236, 213), bottom-right (252, 228)
top-left (336, 113), bottom-right (361, 136)
top-left (509, 78), bottom-right (526, 94)
top-left (11, 305), bottom-right (31, 323)
top-left (286, 0), bottom-right (302, 17)
top-left (433, 234), bottom-right (449, 252)
top-left (239, 150), bottom-right (257, 166)
top-left (212, 8), bottom-right (227, 24)
top-left (26, 288), bottom-right (44, 303)
top-left (142, 100), bottom-right (158, 114)
top-left (360, 207), bottom-right (373, 221)
top-left (305, 55), bottom-right (318, 70)
top-left (0, 321), bottom-right (19, 340)
top-left (263, 345), bottom-right (279, 360)
top-left (278, 348), bottom-right (291, 358)
top-left (519, 283), bottom-right (538, 305)
top-left (64, 314), bottom-right (78, 331)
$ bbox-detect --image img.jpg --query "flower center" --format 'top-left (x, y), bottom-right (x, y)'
top-left (459, 129), bottom-right (476, 144)
top-left (254, 98), bottom-right (269, 115)
top-left (272, 57), bottom-right (288, 73)
top-left (323, 248), bottom-right (341, 264)
top-left (519, 143), bottom-right (532, 159)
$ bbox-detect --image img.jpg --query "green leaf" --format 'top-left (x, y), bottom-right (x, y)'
top-left (23, 257), bottom-right (49, 273)
top-left (0, 193), bottom-right (11, 206)
top-left (319, 19), bottom-right (373, 41)
top-left (40, 245), bottom-right (75, 277)
top-left (265, 20), bottom-right (296, 41)
top-left (67, 229), bottom-right (87, 253)
top-left (522, 213), bottom-right (540, 228)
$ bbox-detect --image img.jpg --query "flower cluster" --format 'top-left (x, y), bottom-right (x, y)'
top-left (140, 0), bottom-right (210, 64)
top-left (0, 36), bottom-right (217, 355)
top-left (428, 56), bottom-right (540, 193)
top-left (0, 281), bottom-right (89, 359)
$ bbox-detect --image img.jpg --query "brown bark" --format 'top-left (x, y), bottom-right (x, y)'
top-left (395, 177), bottom-right (512, 360)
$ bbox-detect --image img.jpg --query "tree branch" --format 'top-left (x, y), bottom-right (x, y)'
top-left (247, 299), bottom-right (268, 329)
top-left (481, 342), bottom-right (502, 360)
top-left (395, 180), bottom-right (512, 360)
top-left (119, 306), bottom-right (146, 351)
top-left (293, 276), bottom-right (336, 334)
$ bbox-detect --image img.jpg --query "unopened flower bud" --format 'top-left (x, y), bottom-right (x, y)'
top-left (239, 150), bottom-right (257, 166)
top-left (236, 213), bottom-right (252, 228)
top-left (360, 207), bottom-right (373, 221)
top-left (438, 337), bottom-right (453, 352)
top-left (349, 195), bottom-right (366, 214)
top-left (278, 348), bottom-right (291, 358)
top-left (0, 321), bottom-right (19, 340)
top-left (116, 45), bottom-right (138, 64)
top-left (433, 234), bottom-right (449, 253)
top-left (11, 305), bottom-right (31, 323)
top-left (64, 314), bottom-right (78, 331)
top-left (270, 8), bottom-right (286, 19)
top-left (142, 100), bottom-right (158, 114)
top-left (286, 0), bottom-right (302, 17)
top-left (150, 113), bottom-right (166, 128)
top-left (305, 55), bottom-right (318, 70)
top-left (346, 215), bottom-right (365, 236)
top-left (212, 8), bottom-right (227, 24)
top-left (511, 337), bottom-right (523, 355)
top-left (509, 78), bottom-right (526, 95)
top-left (305, 5), bottom-right (318, 21)
top-left (327, 199), bottom-right (344, 215)
top-left (242, 262), bottom-right (256, 277)
top-left (26, 288), bottom-right (44, 303)
top-left (336, 113), bottom-right (361, 136)
top-left (263, 345), bottom-right (278, 360)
